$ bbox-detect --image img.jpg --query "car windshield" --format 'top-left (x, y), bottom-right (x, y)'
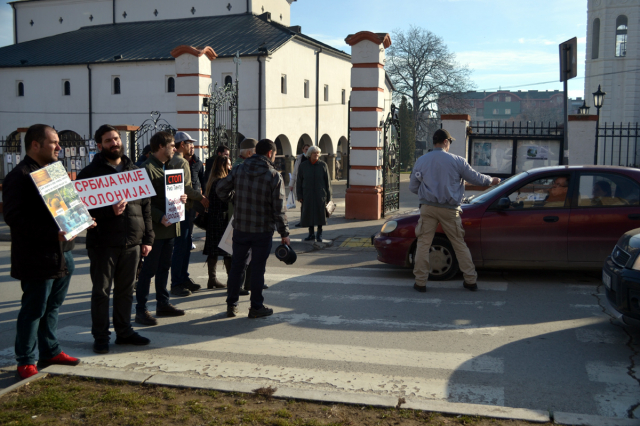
top-left (465, 172), bottom-right (530, 204)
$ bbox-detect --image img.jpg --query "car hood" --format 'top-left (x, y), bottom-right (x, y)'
top-left (617, 228), bottom-right (640, 256)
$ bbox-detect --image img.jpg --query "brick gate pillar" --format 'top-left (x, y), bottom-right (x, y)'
top-left (344, 31), bottom-right (392, 220)
top-left (170, 45), bottom-right (217, 160)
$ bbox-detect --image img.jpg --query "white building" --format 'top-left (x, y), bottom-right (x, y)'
top-left (584, 0), bottom-right (640, 124)
top-left (1, 0), bottom-right (353, 176)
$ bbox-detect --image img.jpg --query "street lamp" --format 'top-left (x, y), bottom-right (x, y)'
top-left (579, 100), bottom-right (590, 115)
top-left (593, 85), bottom-right (607, 165)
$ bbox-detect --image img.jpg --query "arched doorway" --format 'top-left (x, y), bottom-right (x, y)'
top-left (319, 134), bottom-right (334, 155)
top-left (337, 136), bottom-right (348, 180)
top-left (296, 134), bottom-right (313, 155)
top-left (58, 130), bottom-right (89, 178)
top-left (319, 134), bottom-right (335, 179)
top-left (274, 134), bottom-right (292, 184)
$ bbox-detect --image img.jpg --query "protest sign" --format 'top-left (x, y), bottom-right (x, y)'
top-left (165, 169), bottom-right (185, 224)
top-left (74, 169), bottom-right (156, 210)
top-left (31, 162), bottom-right (94, 240)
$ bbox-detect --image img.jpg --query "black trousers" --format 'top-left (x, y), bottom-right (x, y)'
top-left (88, 245), bottom-right (140, 343)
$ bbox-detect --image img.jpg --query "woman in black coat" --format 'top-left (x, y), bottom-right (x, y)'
top-left (203, 155), bottom-right (233, 289)
top-left (296, 145), bottom-right (331, 242)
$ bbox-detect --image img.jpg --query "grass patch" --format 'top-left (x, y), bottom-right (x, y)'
top-left (0, 376), bottom-right (551, 426)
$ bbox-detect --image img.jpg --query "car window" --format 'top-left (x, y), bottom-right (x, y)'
top-left (576, 173), bottom-right (640, 208)
top-left (467, 172), bottom-right (529, 204)
top-left (501, 175), bottom-right (571, 210)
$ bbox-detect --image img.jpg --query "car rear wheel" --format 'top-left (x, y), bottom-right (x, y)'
top-left (410, 236), bottom-right (460, 281)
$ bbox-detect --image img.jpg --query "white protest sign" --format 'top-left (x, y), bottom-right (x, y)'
top-left (74, 169), bottom-right (156, 210)
top-left (165, 169), bottom-right (185, 224)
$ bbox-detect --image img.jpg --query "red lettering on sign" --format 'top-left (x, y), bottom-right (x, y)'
top-left (118, 174), bottom-right (127, 184)
top-left (88, 195), bottom-right (97, 205)
top-left (74, 182), bottom-right (83, 192)
top-left (109, 176), bottom-right (117, 186)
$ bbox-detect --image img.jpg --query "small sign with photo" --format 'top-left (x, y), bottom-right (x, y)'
top-left (89, 140), bottom-right (96, 150)
top-left (65, 148), bottom-right (70, 157)
top-left (70, 147), bottom-right (77, 157)
top-left (16, 155), bottom-right (20, 163)
top-left (6, 154), bottom-right (12, 164)
top-left (79, 147), bottom-right (86, 156)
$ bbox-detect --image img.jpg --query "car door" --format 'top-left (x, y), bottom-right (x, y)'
top-left (481, 173), bottom-right (572, 263)
top-left (568, 171), bottom-right (640, 263)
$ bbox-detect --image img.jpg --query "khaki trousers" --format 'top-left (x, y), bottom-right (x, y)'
top-left (413, 204), bottom-right (477, 285)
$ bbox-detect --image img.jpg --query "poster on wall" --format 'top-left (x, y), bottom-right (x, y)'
top-left (473, 142), bottom-right (492, 167)
top-left (30, 162), bottom-right (94, 240)
top-left (165, 170), bottom-right (185, 224)
top-left (524, 145), bottom-right (549, 160)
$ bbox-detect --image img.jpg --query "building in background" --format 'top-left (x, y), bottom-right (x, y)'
top-left (1, 0), bottom-right (351, 179)
top-left (584, 0), bottom-right (639, 124)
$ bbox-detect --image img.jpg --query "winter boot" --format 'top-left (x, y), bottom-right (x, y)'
top-left (207, 256), bottom-right (226, 289)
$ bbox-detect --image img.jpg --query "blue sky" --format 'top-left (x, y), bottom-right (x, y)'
top-left (0, 0), bottom-right (588, 98)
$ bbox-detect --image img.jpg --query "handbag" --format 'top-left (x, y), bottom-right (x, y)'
top-left (325, 200), bottom-right (336, 217)
top-left (193, 210), bottom-right (208, 230)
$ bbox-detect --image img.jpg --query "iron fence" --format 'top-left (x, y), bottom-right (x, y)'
top-left (597, 122), bottom-right (640, 167)
top-left (0, 133), bottom-right (22, 181)
top-left (57, 132), bottom-right (95, 178)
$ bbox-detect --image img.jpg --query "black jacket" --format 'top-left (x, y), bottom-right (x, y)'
top-left (77, 153), bottom-right (154, 249)
top-left (190, 155), bottom-right (205, 193)
top-left (4, 156), bottom-right (75, 281)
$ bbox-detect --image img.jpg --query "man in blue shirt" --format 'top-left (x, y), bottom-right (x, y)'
top-left (409, 129), bottom-right (500, 292)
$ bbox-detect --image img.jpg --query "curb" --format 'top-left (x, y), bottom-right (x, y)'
top-left (25, 364), bottom-right (638, 425)
top-left (0, 372), bottom-right (48, 399)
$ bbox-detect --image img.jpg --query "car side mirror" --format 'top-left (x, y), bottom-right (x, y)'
top-left (496, 197), bottom-right (510, 210)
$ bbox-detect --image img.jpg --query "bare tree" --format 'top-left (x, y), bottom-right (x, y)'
top-left (386, 26), bottom-right (474, 141)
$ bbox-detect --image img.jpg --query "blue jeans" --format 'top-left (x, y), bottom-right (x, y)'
top-left (15, 251), bottom-right (75, 366)
top-left (170, 209), bottom-right (195, 288)
top-left (226, 230), bottom-right (273, 310)
top-left (136, 238), bottom-right (174, 314)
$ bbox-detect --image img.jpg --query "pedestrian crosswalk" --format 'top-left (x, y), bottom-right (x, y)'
top-left (0, 265), bottom-right (638, 420)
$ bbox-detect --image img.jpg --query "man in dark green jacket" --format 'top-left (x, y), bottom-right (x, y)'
top-left (135, 132), bottom-right (187, 323)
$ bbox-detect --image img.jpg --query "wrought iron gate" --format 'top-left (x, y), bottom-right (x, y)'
top-left (134, 112), bottom-right (176, 160)
top-left (382, 104), bottom-right (401, 217)
top-left (204, 80), bottom-right (239, 161)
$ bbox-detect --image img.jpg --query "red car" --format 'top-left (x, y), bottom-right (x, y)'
top-left (373, 166), bottom-right (640, 280)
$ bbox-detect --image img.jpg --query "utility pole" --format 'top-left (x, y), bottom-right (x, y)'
top-left (559, 37), bottom-right (577, 165)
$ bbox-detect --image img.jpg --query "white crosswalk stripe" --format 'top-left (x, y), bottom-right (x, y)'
top-left (586, 362), bottom-right (640, 418)
top-left (0, 325), bottom-right (505, 406)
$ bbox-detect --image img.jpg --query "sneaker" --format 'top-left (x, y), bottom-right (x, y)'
top-left (239, 289), bottom-right (250, 296)
top-left (16, 365), bottom-right (38, 380)
top-left (182, 278), bottom-right (201, 292)
top-left (295, 222), bottom-right (303, 228)
top-left (170, 286), bottom-right (191, 297)
top-left (304, 234), bottom-right (315, 241)
top-left (38, 351), bottom-right (80, 369)
top-left (248, 305), bottom-right (274, 318)
top-left (227, 305), bottom-right (239, 317)
top-left (413, 283), bottom-right (427, 293)
top-left (463, 281), bottom-right (478, 291)
top-left (156, 303), bottom-right (185, 317)
top-left (191, 243), bottom-right (197, 250)
top-left (93, 341), bottom-right (109, 354)
top-left (115, 332), bottom-right (150, 346)
top-left (135, 311), bottom-right (158, 326)
top-left (263, 284), bottom-right (269, 289)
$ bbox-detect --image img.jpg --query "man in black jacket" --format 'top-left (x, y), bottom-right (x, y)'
top-left (4, 124), bottom-right (84, 379)
top-left (77, 125), bottom-right (155, 354)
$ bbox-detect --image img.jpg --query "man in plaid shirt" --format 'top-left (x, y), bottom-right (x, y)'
top-left (216, 139), bottom-right (290, 318)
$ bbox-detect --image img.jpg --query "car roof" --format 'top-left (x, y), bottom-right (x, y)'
top-left (528, 165), bottom-right (640, 175)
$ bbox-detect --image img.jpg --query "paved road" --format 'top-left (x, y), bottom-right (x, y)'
top-left (0, 179), bottom-right (639, 421)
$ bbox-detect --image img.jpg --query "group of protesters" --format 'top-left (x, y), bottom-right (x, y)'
top-left (6, 123), bottom-right (292, 380)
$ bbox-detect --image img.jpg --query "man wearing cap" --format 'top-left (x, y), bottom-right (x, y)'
top-left (168, 132), bottom-right (209, 298)
top-left (409, 129), bottom-right (500, 293)
top-left (233, 138), bottom-right (257, 168)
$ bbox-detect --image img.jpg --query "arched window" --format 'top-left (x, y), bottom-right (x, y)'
top-left (224, 75), bottom-right (233, 86)
top-left (64, 80), bottom-right (71, 96)
top-left (113, 77), bottom-right (121, 95)
top-left (17, 82), bottom-right (24, 97)
top-left (592, 18), bottom-right (600, 59)
top-left (616, 15), bottom-right (628, 57)
top-left (167, 76), bottom-right (175, 93)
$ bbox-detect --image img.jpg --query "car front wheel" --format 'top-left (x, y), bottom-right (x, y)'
top-left (410, 236), bottom-right (460, 281)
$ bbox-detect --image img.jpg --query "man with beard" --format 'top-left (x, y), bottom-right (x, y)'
top-left (77, 125), bottom-right (155, 354)
top-left (5, 124), bottom-right (88, 379)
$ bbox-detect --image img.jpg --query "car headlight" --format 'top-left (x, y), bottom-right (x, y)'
top-left (381, 221), bottom-right (398, 234)
top-left (632, 255), bottom-right (640, 271)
